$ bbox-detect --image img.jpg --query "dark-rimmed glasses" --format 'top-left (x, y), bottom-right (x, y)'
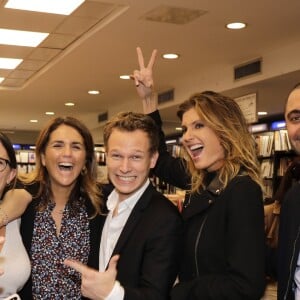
top-left (0, 157), bottom-right (11, 172)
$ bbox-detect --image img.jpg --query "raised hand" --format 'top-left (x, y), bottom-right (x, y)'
top-left (64, 255), bottom-right (120, 300)
top-left (132, 47), bottom-right (157, 100)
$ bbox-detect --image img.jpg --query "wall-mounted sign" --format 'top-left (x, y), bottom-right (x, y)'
top-left (234, 93), bottom-right (257, 124)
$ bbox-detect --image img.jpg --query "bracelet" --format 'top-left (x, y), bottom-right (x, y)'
top-left (0, 205), bottom-right (9, 227)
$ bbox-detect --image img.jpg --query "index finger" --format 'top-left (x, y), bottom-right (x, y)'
top-left (147, 49), bottom-right (157, 69)
top-left (136, 47), bottom-right (145, 69)
top-left (64, 259), bottom-right (87, 275)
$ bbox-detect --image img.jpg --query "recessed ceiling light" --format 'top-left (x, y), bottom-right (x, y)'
top-left (0, 58), bottom-right (23, 69)
top-left (162, 53), bottom-right (179, 60)
top-left (5, 0), bottom-right (85, 15)
top-left (0, 29), bottom-right (48, 47)
top-left (0, 77), bottom-right (4, 83)
top-left (120, 75), bottom-right (131, 80)
top-left (45, 112), bottom-right (55, 115)
top-left (257, 111), bottom-right (268, 116)
top-left (88, 90), bottom-right (100, 95)
top-left (226, 22), bottom-right (247, 29)
top-left (175, 127), bottom-right (183, 131)
top-left (30, 119), bottom-right (38, 123)
top-left (65, 102), bottom-right (75, 106)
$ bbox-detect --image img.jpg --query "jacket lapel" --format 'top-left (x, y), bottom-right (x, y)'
top-left (111, 184), bottom-right (153, 256)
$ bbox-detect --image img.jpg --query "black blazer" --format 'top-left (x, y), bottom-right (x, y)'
top-left (89, 183), bottom-right (183, 300)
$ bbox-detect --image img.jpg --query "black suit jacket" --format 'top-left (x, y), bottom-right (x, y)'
top-left (89, 183), bottom-right (183, 300)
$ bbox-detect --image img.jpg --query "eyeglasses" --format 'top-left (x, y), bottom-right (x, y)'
top-left (0, 157), bottom-right (11, 172)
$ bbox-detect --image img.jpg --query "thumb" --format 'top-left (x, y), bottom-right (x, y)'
top-left (107, 255), bottom-right (119, 273)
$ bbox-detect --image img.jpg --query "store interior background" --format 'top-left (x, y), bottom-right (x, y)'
top-left (1, 0), bottom-right (300, 145)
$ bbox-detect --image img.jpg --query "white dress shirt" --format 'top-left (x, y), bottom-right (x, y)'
top-left (99, 179), bottom-right (150, 300)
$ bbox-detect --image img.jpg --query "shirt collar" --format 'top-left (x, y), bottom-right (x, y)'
top-left (107, 179), bottom-right (150, 213)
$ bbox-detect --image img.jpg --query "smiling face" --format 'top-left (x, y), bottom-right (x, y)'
top-left (0, 142), bottom-right (16, 198)
top-left (106, 128), bottom-right (158, 202)
top-left (181, 108), bottom-right (225, 172)
top-left (285, 87), bottom-right (300, 154)
top-left (41, 124), bottom-right (86, 194)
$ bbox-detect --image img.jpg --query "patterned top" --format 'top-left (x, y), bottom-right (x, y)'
top-left (31, 202), bottom-right (90, 299)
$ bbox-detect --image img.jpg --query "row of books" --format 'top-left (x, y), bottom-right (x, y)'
top-left (17, 163), bottom-right (35, 174)
top-left (255, 129), bottom-right (292, 157)
top-left (274, 129), bottom-right (291, 151)
top-left (16, 151), bottom-right (36, 163)
top-left (260, 159), bottom-right (274, 178)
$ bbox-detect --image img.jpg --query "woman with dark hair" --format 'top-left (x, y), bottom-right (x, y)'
top-left (133, 47), bottom-right (266, 299)
top-left (0, 132), bottom-right (31, 298)
top-left (1, 117), bottom-right (103, 299)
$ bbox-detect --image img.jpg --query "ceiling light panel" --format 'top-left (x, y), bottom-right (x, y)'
top-left (0, 28), bottom-right (49, 47)
top-left (0, 57), bottom-right (23, 69)
top-left (5, 0), bottom-right (85, 16)
top-left (0, 1), bottom-right (128, 89)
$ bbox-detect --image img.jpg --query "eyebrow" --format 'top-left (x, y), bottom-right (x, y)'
top-left (286, 109), bottom-right (300, 119)
top-left (50, 140), bottom-right (84, 145)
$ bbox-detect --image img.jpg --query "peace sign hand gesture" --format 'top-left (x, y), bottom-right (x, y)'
top-left (132, 47), bottom-right (157, 101)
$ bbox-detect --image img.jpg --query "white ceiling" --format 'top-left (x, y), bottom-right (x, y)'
top-left (1, 0), bottom-right (300, 144)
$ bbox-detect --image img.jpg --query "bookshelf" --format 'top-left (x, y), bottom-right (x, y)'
top-left (151, 135), bottom-right (186, 208)
top-left (94, 144), bottom-right (108, 183)
top-left (250, 115), bottom-right (296, 199)
top-left (13, 144), bottom-right (36, 174)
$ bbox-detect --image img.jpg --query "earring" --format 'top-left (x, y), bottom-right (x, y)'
top-left (81, 166), bottom-right (87, 176)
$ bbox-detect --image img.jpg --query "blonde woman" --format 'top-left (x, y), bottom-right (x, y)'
top-left (133, 47), bottom-right (266, 300)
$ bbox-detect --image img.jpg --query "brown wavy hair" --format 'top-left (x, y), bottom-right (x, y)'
top-left (20, 116), bottom-right (103, 216)
top-left (177, 91), bottom-right (263, 193)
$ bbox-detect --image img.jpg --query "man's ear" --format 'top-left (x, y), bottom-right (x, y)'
top-left (150, 151), bottom-right (159, 169)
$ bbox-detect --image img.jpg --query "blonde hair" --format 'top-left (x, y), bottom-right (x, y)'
top-left (177, 91), bottom-right (263, 193)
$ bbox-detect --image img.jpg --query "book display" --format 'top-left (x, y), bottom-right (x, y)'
top-left (250, 116), bottom-right (295, 199)
top-left (13, 144), bottom-right (36, 174)
top-left (94, 145), bottom-right (108, 183)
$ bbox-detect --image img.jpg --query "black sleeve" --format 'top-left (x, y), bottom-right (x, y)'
top-left (148, 110), bottom-right (191, 190)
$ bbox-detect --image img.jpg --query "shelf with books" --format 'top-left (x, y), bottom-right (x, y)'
top-left (94, 144), bottom-right (108, 184)
top-left (13, 144), bottom-right (36, 174)
top-left (250, 114), bottom-right (296, 198)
